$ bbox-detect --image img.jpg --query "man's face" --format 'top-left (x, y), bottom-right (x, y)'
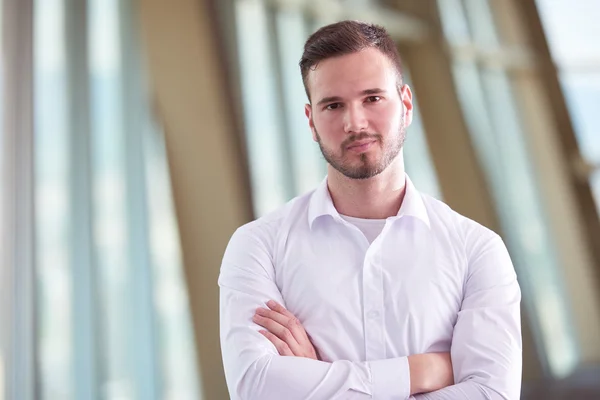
top-left (305, 48), bottom-right (413, 180)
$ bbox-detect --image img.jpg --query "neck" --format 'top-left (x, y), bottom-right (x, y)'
top-left (327, 153), bottom-right (407, 219)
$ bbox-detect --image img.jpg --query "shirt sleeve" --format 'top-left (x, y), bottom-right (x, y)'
top-left (219, 225), bottom-right (412, 400)
top-left (412, 229), bottom-right (523, 400)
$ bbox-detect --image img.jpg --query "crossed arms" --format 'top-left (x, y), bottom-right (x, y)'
top-left (219, 227), bottom-right (522, 400)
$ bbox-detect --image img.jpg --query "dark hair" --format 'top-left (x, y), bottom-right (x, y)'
top-left (299, 20), bottom-right (403, 102)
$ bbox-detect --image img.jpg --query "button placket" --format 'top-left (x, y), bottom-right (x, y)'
top-left (362, 234), bottom-right (386, 361)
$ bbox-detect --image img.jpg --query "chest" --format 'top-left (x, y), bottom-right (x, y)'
top-left (275, 219), bottom-right (466, 355)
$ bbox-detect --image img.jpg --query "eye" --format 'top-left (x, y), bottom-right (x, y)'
top-left (325, 103), bottom-right (342, 110)
top-left (366, 96), bottom-right (381, 103)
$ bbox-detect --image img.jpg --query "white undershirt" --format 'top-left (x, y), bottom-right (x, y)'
top-left (340, 214), bottom-right (387, 244)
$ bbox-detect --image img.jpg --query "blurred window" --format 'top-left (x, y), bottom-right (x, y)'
top-left (34, 0), bottom-right (72, 397)
top-left (0, 1), bottom-right (4, 396)
top-left (536, 0), bottom-right (600, 215)
top-left (33, 0), bottom-right (201, 399)
top-left (437, 0), bottom-right (579, 378)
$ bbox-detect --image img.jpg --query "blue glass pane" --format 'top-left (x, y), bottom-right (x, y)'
top-left (402, 72), bottom-right (442, 200)
top-left (479, 69), bottom-right (579, 377)
top-left (449, 57), bottom-right (580, 377)
top-left (33, 0), bottom-right (73, 398)
top-left (88, 0), bottom-right (134, 398)
top-left (143, 122), bottom-right (202, 400)
top-left (537, 0), bottom-right (600, 236)
top-left (536, 0), bottom-right (600, 66)
top-left (275, 8), bottom-right (326, 196)
top-left (560, 72), bottom-right (600, 164)
top-left (235, 0), bottom-right (291, 216)
top-left (436, 0), bottom-right (472, 45)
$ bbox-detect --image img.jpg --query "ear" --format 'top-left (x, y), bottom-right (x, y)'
top-left (305, 104), bottom-right (318, 142)
top-left (400, 84), bottom-right (414, 127)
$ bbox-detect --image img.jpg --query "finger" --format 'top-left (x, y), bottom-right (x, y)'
top-left (264, 301), bottom-right (312, 346)
top-left (256, 307), bottom-right (290, 326)
top-left (252, 314), bottom-right (303, 355)
top-left (256, 307), bottom-right (307, 344)
top-left (259, 329), bottom-right (294, 356)
top-left (266, 300), bottom-right (296, 319)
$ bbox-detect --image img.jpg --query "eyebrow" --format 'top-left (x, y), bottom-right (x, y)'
top-left (316, 88), bottom-right (387, 106)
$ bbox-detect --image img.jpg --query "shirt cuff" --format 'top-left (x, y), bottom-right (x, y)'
top-left (368, 357), bottom-right (411, 400)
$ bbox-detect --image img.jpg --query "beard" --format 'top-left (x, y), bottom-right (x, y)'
top-left (315, 119), bottom-right (406, 180)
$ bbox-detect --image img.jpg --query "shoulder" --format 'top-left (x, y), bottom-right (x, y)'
top-left (226, 189), bottom-right (315, 257)
top-left (421, 193), bottom-right (503, 254)
top-left (421, 195), bottom-right (516, 287)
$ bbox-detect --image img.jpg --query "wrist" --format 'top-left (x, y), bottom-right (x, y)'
top-left (408, 354), bottom-right (426, 394)
top-left (408, 352), bottom-right (453, 395)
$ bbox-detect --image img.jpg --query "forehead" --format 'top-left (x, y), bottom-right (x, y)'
top-left (306, 48), bottom-right (397, 100)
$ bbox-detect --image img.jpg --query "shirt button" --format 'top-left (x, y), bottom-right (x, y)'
top-left (367, 310), bottom-right (380, 319)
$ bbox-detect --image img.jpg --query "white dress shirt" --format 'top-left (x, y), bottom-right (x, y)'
top-left (219, 175), bottom-right (522, 400)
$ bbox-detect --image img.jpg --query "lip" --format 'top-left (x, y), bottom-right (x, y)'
top-left (347, 139), bottom-right (377, 152)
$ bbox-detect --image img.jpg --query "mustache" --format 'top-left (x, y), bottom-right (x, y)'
top-left (342, 133), bottom-right (381, 148)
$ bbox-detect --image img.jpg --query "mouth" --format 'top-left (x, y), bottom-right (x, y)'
top-left (346, 139), bottom-right (377, 153)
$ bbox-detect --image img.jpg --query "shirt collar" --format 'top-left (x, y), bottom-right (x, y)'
top-left (307, 174), bottom-right (431, 229)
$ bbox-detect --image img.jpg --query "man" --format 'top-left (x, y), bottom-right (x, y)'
top-left (219, 21), bottom-right (522, 400)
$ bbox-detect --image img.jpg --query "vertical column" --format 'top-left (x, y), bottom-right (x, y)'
top-left (119, 0), bottom-right (160, 397)
top-left (2, 0), bottom-right (36, 399)
top-left (64, 0), bottom-right (99, 398)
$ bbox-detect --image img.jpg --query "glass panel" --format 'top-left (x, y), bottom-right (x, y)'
top-left (235, 0), bottom-right (291, 216)
top-left (438, 0), bottom-right (581, 378)
top-left (561, 72), bottom-right (600, 215)
top-left (274, 8), bottom-right (326, 195)
top-left (463, 0), bottom-right (499, 47)
top-left (559, 72), bottom-right (600, 164)
top-left (0, 14), bottom-right (3, 399)
top-left (436, 0), bottom-right (471, 45)
top-left (0, 1), bottom-right (5, 399)
top-left (478, 69), bottom-right (579, 377)
top-left (536, 0), bottom-right (600, 234)
top-left (451, 60), bottom-right (580, 379)
top-left (88, 0), bottom-right (134, 397)
top-left (535, 0), bottom-right (600, 66)
top-left (0, 0), bottom-right (2, 174)
top-left (143, 121), bottom-right (202, 400)
top-left (403, 105), bottom-right (442, 199)
top-left (33, 0), bottom-right (73, 398)
top-left (403, 71), bottom-right (442, 200)
top-left (31, 0), bottom-right (200, 398)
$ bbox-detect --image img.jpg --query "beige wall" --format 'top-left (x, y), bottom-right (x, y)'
top-left (138, 0), bottom-right (252, 398)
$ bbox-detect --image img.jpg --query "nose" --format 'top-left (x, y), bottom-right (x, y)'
top-left (343, 104), bottom-right (368, 134)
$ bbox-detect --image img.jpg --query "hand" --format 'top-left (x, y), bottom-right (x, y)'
top-left (408, 352), bottom-right (454, 395)
top-left (253, 300), bottom-right (319, 360)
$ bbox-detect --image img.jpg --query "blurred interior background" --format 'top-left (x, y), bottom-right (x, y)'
top-left (1, 0), bottom-right (599, 399)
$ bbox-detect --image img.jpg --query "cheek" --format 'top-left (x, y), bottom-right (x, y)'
top-left (372, 104), bottom-right (402, 133)
top-left (314, 113), bottom-right (342, 138)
